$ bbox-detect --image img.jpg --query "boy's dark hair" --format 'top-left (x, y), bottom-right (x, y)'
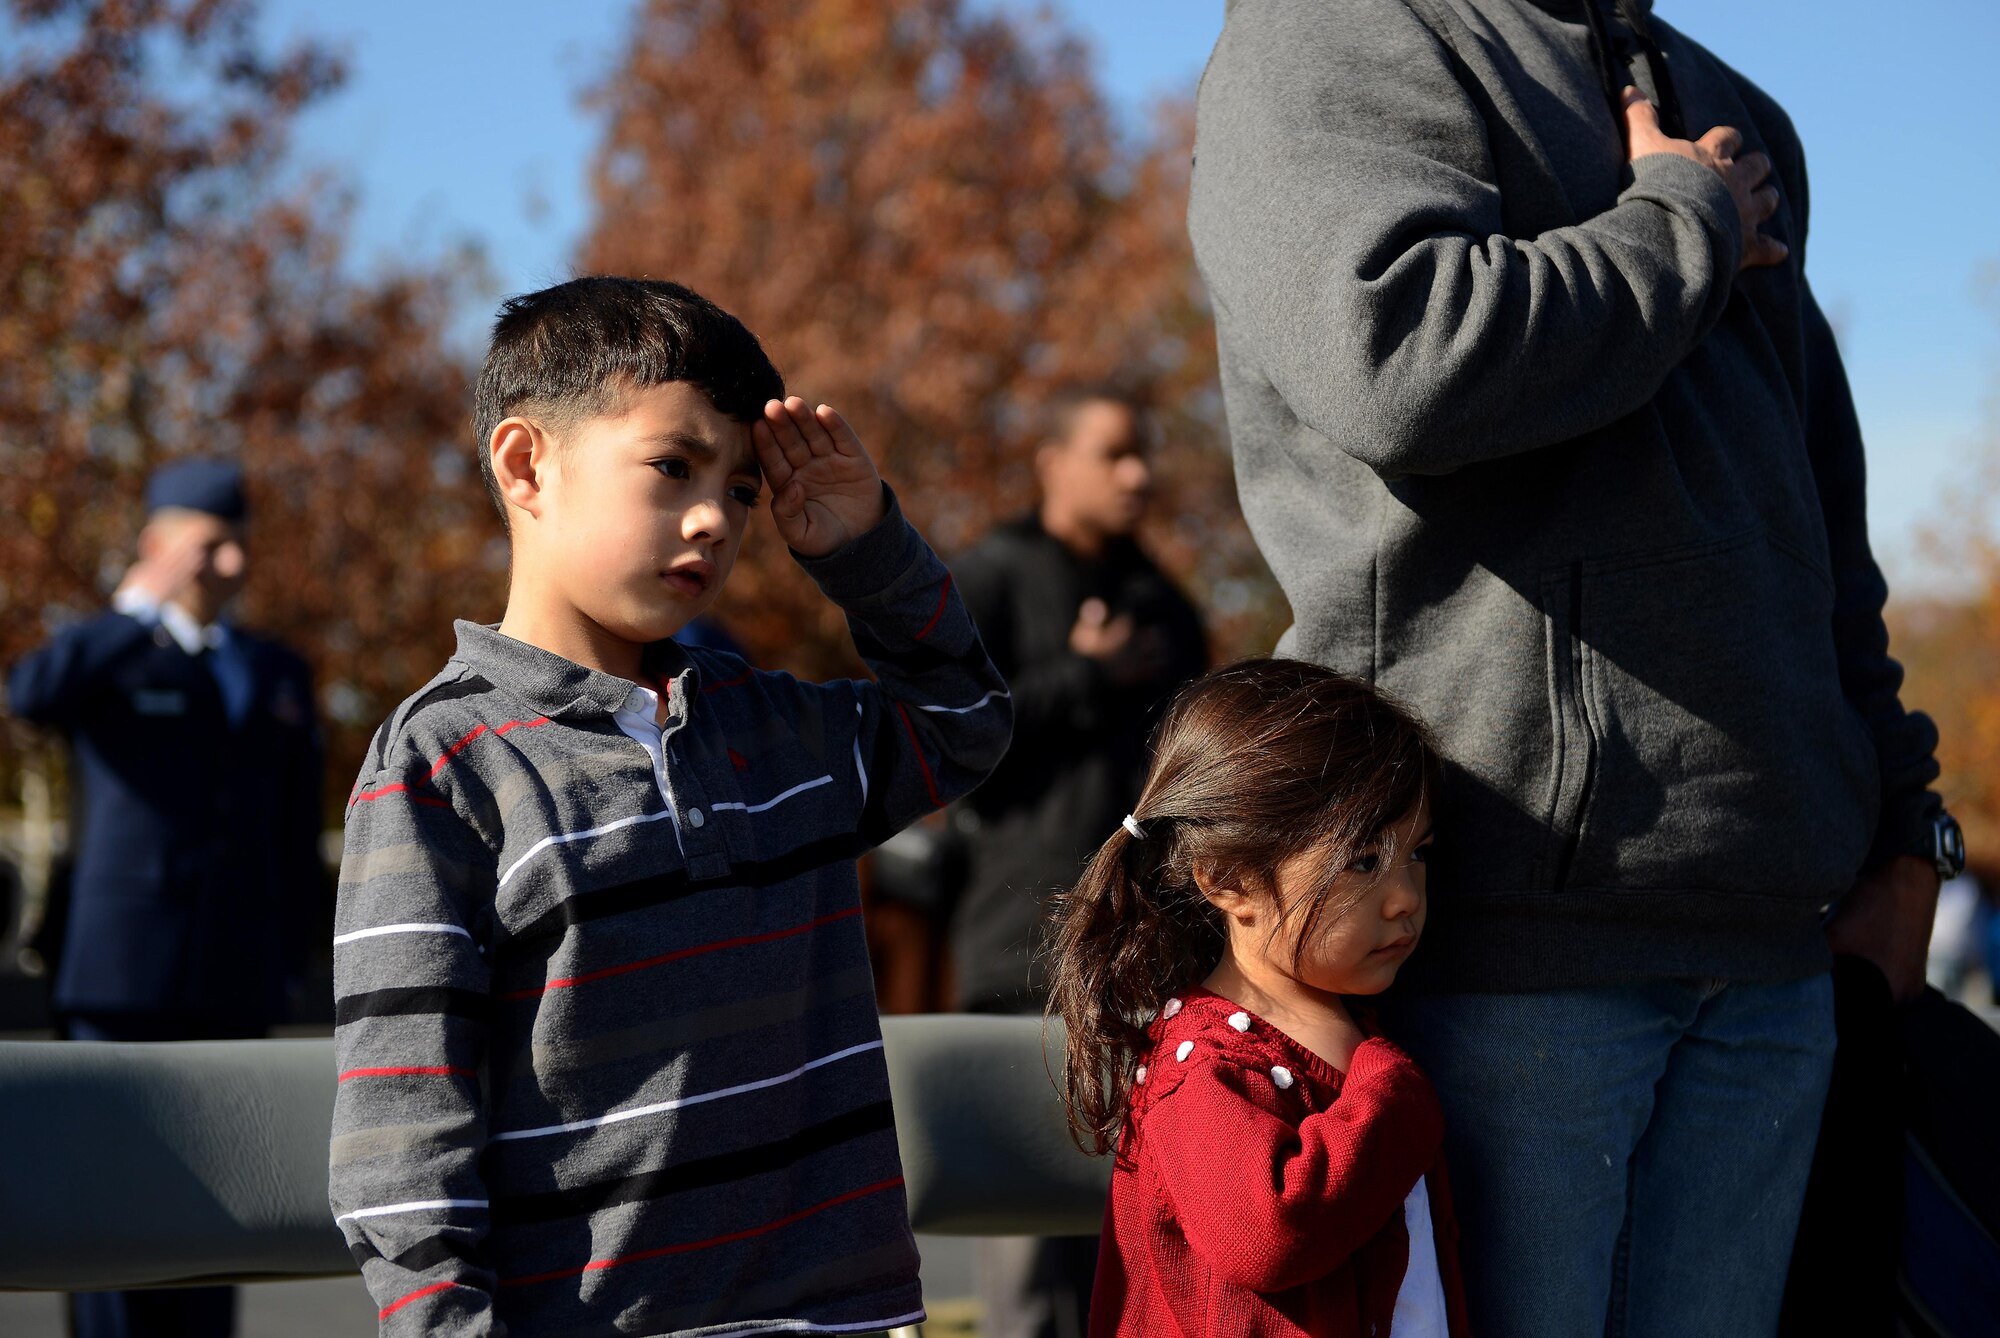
top-left (1041, 380), bottom-right (1155, 446)
top-left (472, 277), bottom-right (785, 524)
top-left (1044, 658), bottom-right (1441, 1155)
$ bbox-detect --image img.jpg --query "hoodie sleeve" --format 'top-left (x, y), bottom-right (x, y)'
top-left (1189, 0), bottom-right (1743, 477)
top-left (1726, 68), bottom-right (1946, 869)
top-left (1797, 286), bottom-right (1942, 865)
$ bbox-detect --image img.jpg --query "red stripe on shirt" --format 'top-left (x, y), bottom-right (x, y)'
top-left (498, 1176), bottom-right (905, 1288)
top-left (425, 715), bottom-right (549, 782)
top-left (352, 780), bottom-right (412, 804)
top-left (500, 907), bottom-right (863, 1001)
top-left (895, 702), bottom-right (944, 808)
top-left (338, 1065), bottom-right (476, 1083)
top-left (913, 574), bottom-right (953, 641)
top-left (702, 670), bottom-right (754, 694)
top-left (349, 715), bottom-right (551, 806)
top-left (349, 780), bottom-right (451, 808)
top-left (379, 1280), bottom-right (462, 1319)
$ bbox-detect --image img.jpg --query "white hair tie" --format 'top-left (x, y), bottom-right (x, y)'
top-left (1121, 814), bottom-right (1148, 841)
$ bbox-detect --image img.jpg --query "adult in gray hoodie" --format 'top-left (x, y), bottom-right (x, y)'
top-left (1189, 1), bottom-right (1955, 1334)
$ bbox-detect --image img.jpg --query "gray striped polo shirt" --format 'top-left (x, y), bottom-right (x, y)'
top-left (330, 497), bottom-right (1011, 1336)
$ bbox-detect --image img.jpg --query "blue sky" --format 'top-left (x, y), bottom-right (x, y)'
top-left (255, 0), bottom-right (1999, 591)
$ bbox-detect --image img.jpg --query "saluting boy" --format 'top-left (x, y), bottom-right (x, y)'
top-left (329, 277), bottom-right (1011, 1337)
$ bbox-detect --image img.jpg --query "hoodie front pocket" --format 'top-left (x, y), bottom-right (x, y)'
top-left (1542, 527), bottom-right (1878, 899)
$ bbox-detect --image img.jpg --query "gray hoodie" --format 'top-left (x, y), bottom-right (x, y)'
top-left (1190, 0), bottom-right (1941, 991)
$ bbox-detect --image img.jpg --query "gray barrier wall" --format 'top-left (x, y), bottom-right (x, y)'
top-left (0, 1014), bottom-right (1110, 1291)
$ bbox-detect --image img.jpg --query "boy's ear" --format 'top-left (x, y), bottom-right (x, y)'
top-left (490, 416), bottom-right (554, 520)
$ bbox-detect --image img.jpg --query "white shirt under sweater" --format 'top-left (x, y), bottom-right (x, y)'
top-left (611, 683), bottom-right (685, 854)
top-left (1395, 1175), bottom-right (1449, 1335)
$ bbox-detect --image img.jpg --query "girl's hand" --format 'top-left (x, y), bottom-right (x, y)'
top-left (752, 396), bottom-right (886, 557)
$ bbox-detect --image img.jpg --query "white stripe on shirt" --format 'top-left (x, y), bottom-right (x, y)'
top-left (852, 702), bottom-right (868, 805)
top-left (496, 808), bottom-right (677, 889)
top-left (711, 774), bottom-right (834, 815)
top-left (489, 1040), bottom-right (884, 1143)
top-left (917, 688), bottom-right (1010, 715)
top-left (705, 1310), bottom-right (928, 1338)
top-left (336, 1198), bottom-right (488, 1224)
top-left (332, 922), bottom-right (474, 947)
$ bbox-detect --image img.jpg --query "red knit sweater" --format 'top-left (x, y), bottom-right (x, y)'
top-left (1089, 989), bottom-right (1473, 1338)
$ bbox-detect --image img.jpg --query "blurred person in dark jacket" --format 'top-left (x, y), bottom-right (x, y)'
top-left (949, 385), bottom-right (1206, 1338)
top-left (6, 457), bottom-right (322, 1338)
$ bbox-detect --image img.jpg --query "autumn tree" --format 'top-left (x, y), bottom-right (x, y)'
top-left (1889, 294), bottom-right (2000, 862)
top-left (1889, 595), bottom-right (2000, 860)
top-left (581, 0), bottom-right (1283, 676)
top-left (0, 0), bottom-right (492, 822)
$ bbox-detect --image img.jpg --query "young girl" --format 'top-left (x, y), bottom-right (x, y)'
top-left (1047, 658), bottom-right (1471, 1338)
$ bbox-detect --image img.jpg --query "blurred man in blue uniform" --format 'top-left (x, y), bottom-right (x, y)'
top-left (7, 458), bottom-right (322, 1338)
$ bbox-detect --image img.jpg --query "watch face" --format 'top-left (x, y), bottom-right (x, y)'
top-left (1937, 814), bottom-right (1967, 878)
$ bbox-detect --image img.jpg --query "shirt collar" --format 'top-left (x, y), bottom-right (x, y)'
top-left (158, 601), bottom-right (228, 656)
top-left (114, 588), bottom-right (228, 656)
top-left (448, 620), bottom-right (697, 721)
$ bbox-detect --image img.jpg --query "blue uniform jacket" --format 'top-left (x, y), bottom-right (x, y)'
top-left (8, 611), bottom-right (323, 1024)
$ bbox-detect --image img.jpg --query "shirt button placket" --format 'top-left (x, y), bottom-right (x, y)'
top-left (661, 698), bottom-right (727, 877)
top-left (671, 754), bottom-right (716, 853)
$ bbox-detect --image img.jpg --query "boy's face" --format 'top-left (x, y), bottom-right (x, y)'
top-left (532, 381), bottom-right (761, 646)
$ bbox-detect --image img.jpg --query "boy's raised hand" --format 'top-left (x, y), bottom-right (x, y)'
top-left (753, 396), bottom-right (887, 557)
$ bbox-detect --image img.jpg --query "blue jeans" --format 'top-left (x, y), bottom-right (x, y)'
top-left (1386, 974), bottom-right (1835, 1338)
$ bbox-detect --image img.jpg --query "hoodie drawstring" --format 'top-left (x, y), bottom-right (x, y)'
top-left (1585, 0), bottom-right (1687, 139)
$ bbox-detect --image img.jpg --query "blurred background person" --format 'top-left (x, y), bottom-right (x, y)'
top-left (5, 458), bottom-right (322, 1338)
top-left (1928, 861), bottom-right (1995, 1004)
top-left (672, 613), bottom-right (746, 657)
top-left (947, 384), bottom-right (1207, 1338)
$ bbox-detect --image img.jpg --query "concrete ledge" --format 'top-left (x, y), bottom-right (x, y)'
top-left (0, 1014), bottom-right (1109, 1291)
top-left (0, 1035), bottom-right (345, 1289)
top-left (882, 1013), bottom-right (1109, 1236)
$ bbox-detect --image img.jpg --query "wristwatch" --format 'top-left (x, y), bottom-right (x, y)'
top-left (1928, 811), bottom-right (1967, 882)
